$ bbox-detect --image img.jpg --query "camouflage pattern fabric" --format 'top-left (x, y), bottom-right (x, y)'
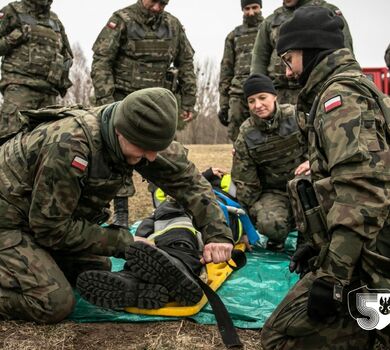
top-left (0, 105), bottom-right (232, 322)
top-left (385, 43), bottom-right (390, 69)
top-left (0, 0), bottom-right (72, 141)
top-left (250, 0), bottom-right (353, 104)
top-left (91, 0), bottom-right (196, 113)
top-left (0, 84), bottom-right (56, 141)
top-left (219, 15), bottom-right (263, 141)
top-left (262, 48), bottom-right (390, 349)
top-left (261, 272), bottom-right (372, 349)
top-left (0, 0), bottom-right (73, 95)
top-left (227, 95), bottom-right (249, 142)
top-left (232, 103), bottom-right (307, 241)
top-left (248, 191), bottom-right (293, 243)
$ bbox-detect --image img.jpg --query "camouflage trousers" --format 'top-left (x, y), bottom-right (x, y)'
top-left (228, 95), bottom-right (250, 142)
top-left (275, 87), bottom-right (300, 105)
top-left (0, 199), bottom-right (111, 323)
top-left (261, 272), bottom-right (373, 350)
top-left (0, 84), bottom-right (57, 140)
top-left (249, 191), bottom-right (294, 243)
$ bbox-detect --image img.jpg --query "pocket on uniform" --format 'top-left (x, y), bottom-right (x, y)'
top-left (0, 230), bottom-right (22, 251)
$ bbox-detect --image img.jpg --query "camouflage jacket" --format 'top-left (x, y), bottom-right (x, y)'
top-left (298, 48), bottom-right (390, 283)
top-left (385, 43), bottom-right (390, 69)
top-left (218, 15), bottom-right (264, 110)
top-left (0, 0), bottom-right (73, 96)
top-left (232, 103), bottom-right (307, 209)
top-left (250, 0), bottom-right (353, 90)
top-left (0, 106), bottom-right (232, 258)
top-left (91, 0), bottom-right (196, 110)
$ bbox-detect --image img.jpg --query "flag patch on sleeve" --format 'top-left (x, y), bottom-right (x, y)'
top-left (0, 12), bottom-right (4, 19)
top-left (324, 95), bottom-right (342, 113)
top-left (107, 21), bottom-right (117, 29)
top-left (71, 156), bottom-right (88, 171)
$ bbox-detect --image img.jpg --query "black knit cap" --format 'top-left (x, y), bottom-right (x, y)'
top-left (241, 0), bottom-right (262, 9)
top-left (276, 6), bottom-right (345, 56)
top-left (243, 74), bottom-right (277, 99)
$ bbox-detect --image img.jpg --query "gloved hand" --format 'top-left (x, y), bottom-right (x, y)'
top-left (307, 277), bottom-right (343, 321)
top-left (289, 243), bottom-right (318, 278)
top-left (6, 25), bottom-right (30, 47)
top-left (218, 108), bottom-right (229, 127)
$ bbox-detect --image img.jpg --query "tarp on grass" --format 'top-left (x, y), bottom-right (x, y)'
top-left (69, 231), bottom-right (298, 329)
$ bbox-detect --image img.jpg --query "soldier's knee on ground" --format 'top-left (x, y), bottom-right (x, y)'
top-left (37, 283), bottom-right (76, 323)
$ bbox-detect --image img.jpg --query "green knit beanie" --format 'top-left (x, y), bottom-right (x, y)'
top-left (113, 88), bottom-right (178, 151)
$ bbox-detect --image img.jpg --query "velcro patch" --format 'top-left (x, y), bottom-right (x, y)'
top-left (71, 156), bottom-right (88, 172)
top-left (0, 12), bottom-right (4, 19)
top-left (107, 21), bottom-right (117, 29)
top-left (324, 95), bottom-right (342, 113)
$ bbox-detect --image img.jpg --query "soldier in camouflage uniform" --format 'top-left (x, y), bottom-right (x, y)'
top-left (385, 43), bottom-right (390, 70)
top-left (218, 0), bottom-right (264, 142)
top-left (0, 87), bottom-right (233, 322)
top-left (0, 0), bottom-right (73, 142)
top-left (250, 0), bottom-right (353, 105)
top-left (260, 7), bottom-right (390, 349)
top-left (91, 0), bottom-right (197, 228)
top-left (232, 74), bottom-right (307, 251)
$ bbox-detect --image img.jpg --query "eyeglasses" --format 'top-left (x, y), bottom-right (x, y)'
top-left (280, 50), bottom-right (293, 71)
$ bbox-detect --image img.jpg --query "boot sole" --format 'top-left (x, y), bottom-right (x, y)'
top-left (76, 270), bottom-right (169, 309)
top-left (125, 242), bottom-right (203, 306)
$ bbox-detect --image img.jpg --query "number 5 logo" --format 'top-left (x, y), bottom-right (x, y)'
top-left (348, 286), bottom-right (390, 330)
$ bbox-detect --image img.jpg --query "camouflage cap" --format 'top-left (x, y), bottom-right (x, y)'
top-left (113, 88), bottom-right (178, 152)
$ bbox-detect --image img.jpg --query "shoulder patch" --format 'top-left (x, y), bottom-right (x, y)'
top-left (107, 21), bottom-right (117, 29)
top-left (324, 95), bottom-right (342, 113)
top-left (0, 12), bottom-right (4, 19)
top-left (334, 9), bottom-right (342, 16)
top-left (71, 156), bottom-right (88, 172)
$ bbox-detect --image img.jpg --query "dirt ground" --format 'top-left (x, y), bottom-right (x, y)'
top-left (0, 144), bottom-right (264, 350)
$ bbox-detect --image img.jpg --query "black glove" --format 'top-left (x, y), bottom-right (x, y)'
top-left (218, 108), bottom-right (229, 127)
top-left (289, 243), bottom-right (317, 275)
top-left (307, 277), bottom-right (343, 321)
top-left (289, 243), bottom-right (318, 278)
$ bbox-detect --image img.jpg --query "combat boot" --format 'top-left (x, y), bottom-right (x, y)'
top-left (124, 242), bottom-right (203, 306)
top-left (76, 270), bottom-right (169, 309)
top-left (112, 197), bottom-right (129, 228)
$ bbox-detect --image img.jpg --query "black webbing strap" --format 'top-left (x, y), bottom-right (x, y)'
top-left (194, 249), bottom-right (247, 349)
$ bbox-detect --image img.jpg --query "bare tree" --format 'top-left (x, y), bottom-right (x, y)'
top-left (59, 42), bottom-right (93, 106)
top-left (177, 58), bottom-right (230, 144)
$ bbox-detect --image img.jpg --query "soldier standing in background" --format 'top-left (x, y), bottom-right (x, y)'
top-left (260, 7), bottom-right (390, 349)
top-left (91, 0), bottom-right (197, 228)
top-left (218, 0), bottom-right (263, 142)
top-left (0, 0), bottom-right (73, 143)
top-left (232, 74), bottom-right (307, 251)
top-left (385, 43), bottom-right (390, 69)
top-left (250, 0), bottom-right (353, 105)
top-left (0, 87), bottom-right (233, 322)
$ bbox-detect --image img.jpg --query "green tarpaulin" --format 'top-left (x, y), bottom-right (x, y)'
top-left (69, 231), bottom-right (298, 329)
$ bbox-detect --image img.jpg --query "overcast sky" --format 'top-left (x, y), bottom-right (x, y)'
top-left (1, 0), bottom-right (389, 68)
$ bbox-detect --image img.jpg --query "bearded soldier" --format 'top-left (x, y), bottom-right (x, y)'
top-left (91, 0), bottom-right (197, 228)
top-left (0, 0), bottom-right (73, 142)
top-left (0, 87), bottom-right (233, 322)
top-left (218, 0), bottom-right (263, 142)
top-left (250, 0), bottom-right (353, 105)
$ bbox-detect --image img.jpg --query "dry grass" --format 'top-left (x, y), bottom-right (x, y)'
top-left (0, 145), bottom-right (264, 350)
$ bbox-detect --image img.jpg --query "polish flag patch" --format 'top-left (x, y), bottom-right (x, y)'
top-left (0, 12), bottom-right (4, 19)
top-left (324, 95), bottom-right (342, 113)
top-left (71, 156), bottom-right (88, 172)
top-left (335, 9), bottom-right (342, 16)
top-left (107, 21), bottom-right (117, 29)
